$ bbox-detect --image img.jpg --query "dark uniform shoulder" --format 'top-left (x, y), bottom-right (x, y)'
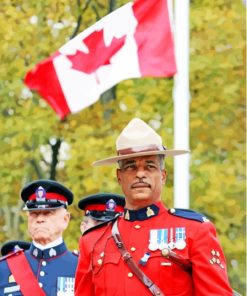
top-left (83, 215), bottom-right (118, 236)
top-left (168, 208), bottom-right (210, 223)
top-left (0, 249), bottom-right (24, 262)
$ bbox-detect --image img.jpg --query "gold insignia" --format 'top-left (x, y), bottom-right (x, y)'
top-left (9, 274), bottom-right (15, 283)
top-left (146, 207), bottom-right (155, 217)
top-left (125, 210), bottom-right (130, 220)
top-left (209, 249), bottom-right (224, 268)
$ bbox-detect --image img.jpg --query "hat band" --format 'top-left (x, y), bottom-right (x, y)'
top-left (85, 204), bottom-right (124, 212)
top-left (117, 144), bottom-right (166, 156)
top-left (29, 192), bottom-right (67, 202)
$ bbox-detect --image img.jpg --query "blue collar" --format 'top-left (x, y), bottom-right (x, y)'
top-left (124, 204), bottom-right (159, 221)
top-left (29, 241), bottom-right (67, 259)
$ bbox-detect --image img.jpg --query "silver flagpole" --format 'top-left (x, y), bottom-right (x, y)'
top-left (173, 0), bottom-right (190, 208)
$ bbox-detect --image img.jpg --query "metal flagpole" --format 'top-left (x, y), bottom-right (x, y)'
top-left (173, 0), bottom-right (191, 208)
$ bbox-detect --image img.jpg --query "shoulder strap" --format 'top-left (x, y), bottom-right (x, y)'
top-left (7, 250), bottom-right (46, 296)
top-left (112, 220), bottom-right (164, 296)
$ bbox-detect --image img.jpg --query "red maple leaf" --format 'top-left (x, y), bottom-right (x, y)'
top-left (66, 29), bottom-right (126, 74)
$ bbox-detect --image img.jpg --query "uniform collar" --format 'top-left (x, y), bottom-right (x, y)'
top-left (29, 240), bottom-right (67, 259)
top-left (124, 203), bottom-right (160, 221)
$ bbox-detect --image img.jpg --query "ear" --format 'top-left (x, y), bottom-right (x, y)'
top-left (116, 169), bottom-right (121, 184)
top-left (62, 211), bottom-right (70, 229)
top-left (161, 169), bottom-right (167, 185)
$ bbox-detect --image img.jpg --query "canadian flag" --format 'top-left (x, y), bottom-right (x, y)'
top-left (24, 0), bottom-right (176, 119)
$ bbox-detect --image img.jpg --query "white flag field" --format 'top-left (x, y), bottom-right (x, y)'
top-left (24, 0), bottom-right (176, 119)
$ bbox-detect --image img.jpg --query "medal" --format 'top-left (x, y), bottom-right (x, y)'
top-left (148, 242), bottom-right (159, 251)
top-left (168, 228), bottom-right (175, 249)
top-left (175, 227), bottom-right (186, 250)
top-left (148, 229), bottom-right (159, 251)
top-left (175, 239), bottom-right (186, 250)
top-left (158, 229), bottom-right (168, 250)
top-left (168, 241), bottom-right (176, 249)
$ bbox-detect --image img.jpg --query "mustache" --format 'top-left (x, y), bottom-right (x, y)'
top-left (131, 180), bottom-right (151, 188)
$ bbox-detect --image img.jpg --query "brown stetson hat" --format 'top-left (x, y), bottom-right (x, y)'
top-left (92, 118), bottom-right (189, 166)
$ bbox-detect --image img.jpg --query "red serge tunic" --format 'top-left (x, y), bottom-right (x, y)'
top-left (75, 201), bottom-right (232, 296)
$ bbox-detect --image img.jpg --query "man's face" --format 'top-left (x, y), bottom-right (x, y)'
top-left (27, 208), bottom-right (70, 245)
top-left (116, 155), bottom-right (166, 209)
top-left (80, 216), bottom-right (100, 234)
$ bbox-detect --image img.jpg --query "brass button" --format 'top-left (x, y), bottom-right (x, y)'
top-left (128, 272), bottom-right (133, 278)
top-left (97, 259), bottom-right (103, 265)
top-left (134, 225), bottom-right (141, 229)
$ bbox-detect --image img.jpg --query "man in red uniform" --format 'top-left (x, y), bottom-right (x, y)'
top-left (75, 118), bottom-right (233, 295)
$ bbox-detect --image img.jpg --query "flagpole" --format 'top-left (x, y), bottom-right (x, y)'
top-left (173, 0), bottom-right (190, 208)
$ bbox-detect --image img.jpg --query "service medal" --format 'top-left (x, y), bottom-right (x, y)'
top-left (175, 239), bottom-right (186, 250)
top-left (168, 228), bottom-right (175, 249)
top-left (148, 229), bottom-right (159, 251)
top-left (148, 242), bottom-right (159, 251)
top-left (157, 229), bottom-right (168, 250)
top-left (175, 227), bottom-right (186, 250)
top-left (168, 241), bottom-right (176, 249)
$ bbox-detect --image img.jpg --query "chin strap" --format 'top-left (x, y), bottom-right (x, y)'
top-left (112, 219), bottom-right (164, 296)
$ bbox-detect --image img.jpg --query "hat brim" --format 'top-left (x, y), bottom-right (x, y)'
top-left (92, 149), bottom-right (189, 166)
top-left (22, 204), bottom-right (66, 211)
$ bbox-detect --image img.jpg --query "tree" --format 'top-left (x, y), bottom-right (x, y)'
top-left (0, 0), bottom-right (245, 293)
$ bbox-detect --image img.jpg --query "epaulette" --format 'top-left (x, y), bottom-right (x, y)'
top-left (0, 249), bottom-right (24, 262)
top-left (83, 215), bottom-right (119, 236)
top-left (168, 208), bottom-right (210, 223)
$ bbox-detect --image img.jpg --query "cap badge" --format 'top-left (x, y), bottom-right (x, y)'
top-left (35, 186), bottom-right (46, 202)
top-left (106, 199), bottom-right (116, 212)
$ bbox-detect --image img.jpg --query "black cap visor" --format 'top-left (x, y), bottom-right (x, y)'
top-left (23, 200), bottom-right (68, 211)
top-left (87, 210), bottom-right (118, 222)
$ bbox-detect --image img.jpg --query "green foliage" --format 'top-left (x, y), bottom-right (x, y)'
top-left (0, 0), bottom-right (245, 293)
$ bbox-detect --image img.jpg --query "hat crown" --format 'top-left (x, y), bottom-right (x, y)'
top-left (116, 118), bottom-right (162, 151)
top-left (21, 179), bottom-right (73, 211)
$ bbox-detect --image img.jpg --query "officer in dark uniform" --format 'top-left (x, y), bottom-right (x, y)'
top-left (0, 179), bottom-right (78, 296)
top-left (1, 240), bottom-right (31, 256)
top-left (78, 193), bottom-right (125, 233)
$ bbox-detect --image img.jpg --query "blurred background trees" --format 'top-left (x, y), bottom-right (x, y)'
top-left (0, 0), bottom-right (245, 293)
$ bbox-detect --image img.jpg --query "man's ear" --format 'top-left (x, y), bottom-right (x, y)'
top-left (116, 169), bottom-right (121, 184)
top-left (162, 169), bottom-right (167, 184)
